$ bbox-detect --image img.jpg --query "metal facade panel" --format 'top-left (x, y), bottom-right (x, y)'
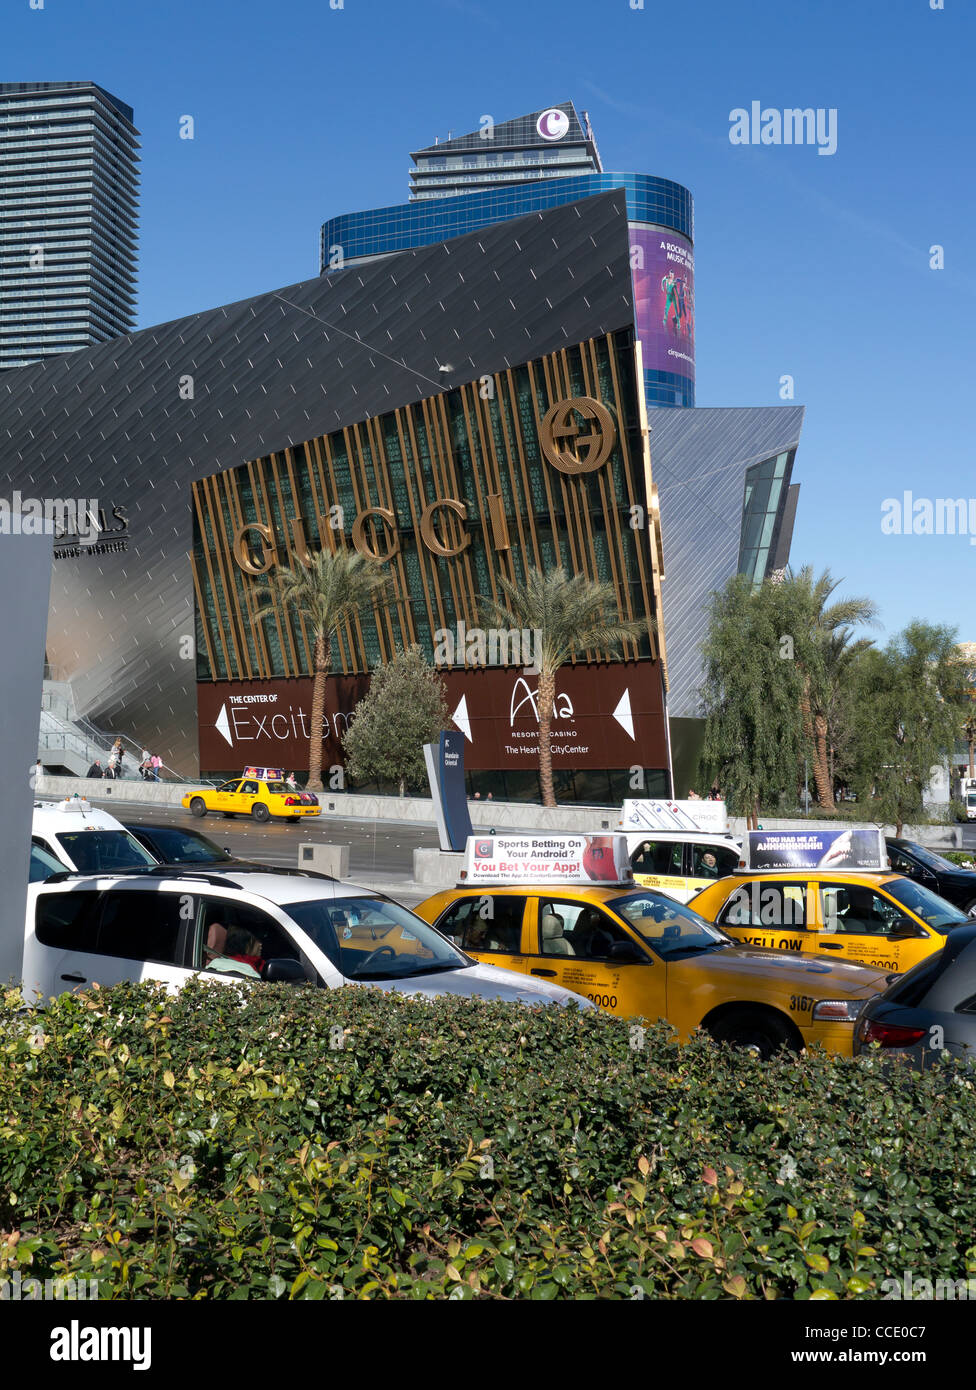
top-left (647, 405), bottom-right (805, 718)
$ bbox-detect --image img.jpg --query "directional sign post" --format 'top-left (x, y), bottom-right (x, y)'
top-left (424, 730), bottom-right (474, 852)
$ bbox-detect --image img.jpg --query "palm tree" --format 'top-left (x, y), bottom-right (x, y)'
top-left (254, 550), bottom-right (387, 790)
top-left (480, 567), bottom-right (648, 807)
top-left (784, 566), bottom-right (878, 810)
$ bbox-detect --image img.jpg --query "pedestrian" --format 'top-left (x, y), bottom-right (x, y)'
top-left (151, 753), bottom-right (162, 782)
top-left (104, 759), bottom-right (116, 780)
top-left (87, 758), bottom-right (103, 779)
top-left (285, 772), bottom-right (297, 790)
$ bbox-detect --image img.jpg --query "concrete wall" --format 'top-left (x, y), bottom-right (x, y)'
top-left (1, 530), bottom-right (52, 984)
top-left (35, 774), bottom-right (964, 850)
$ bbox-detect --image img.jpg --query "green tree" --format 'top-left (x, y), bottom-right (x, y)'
top-left (780, 566), bottom-right (878, 810)
top-left (342, 645), bottom-right (451, 797)
top-left (851, 621), bottom-right (966, 836)
top-left (697, 573), bottom-right (809, 827)
top-left (480, 567), bottom-right (647, 808)
top-left (253, 549), bottom-right (387, 791)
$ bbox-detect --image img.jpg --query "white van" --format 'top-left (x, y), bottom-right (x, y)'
top-left (22, 866), bottom-right (592, 1010)
top-left (623, 830), bottom-right (742, 903)
top-left (31, 799), bottom-right (158, 874)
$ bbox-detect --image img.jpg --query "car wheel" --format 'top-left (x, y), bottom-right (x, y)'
top-left (708, 1010), bottom-right (798, 1061)
top-left (190, 797), bottom-right (207, 818)
top-left (251, 803), bottom-right (271, 823)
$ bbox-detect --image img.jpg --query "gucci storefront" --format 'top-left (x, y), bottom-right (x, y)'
top-left (192, 328), bottom-right (671, 802)
top-left (1, 189), bottom-right (673, 798)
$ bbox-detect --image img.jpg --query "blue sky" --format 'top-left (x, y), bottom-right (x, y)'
top-left (5, 0), bottom-right (973, 641)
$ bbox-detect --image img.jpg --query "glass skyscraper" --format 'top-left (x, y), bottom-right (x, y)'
top-left (0, 81), bottom-right (139, 370)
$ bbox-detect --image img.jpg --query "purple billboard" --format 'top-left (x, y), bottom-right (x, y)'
top-left (630, 228), bottom-right (695, 384)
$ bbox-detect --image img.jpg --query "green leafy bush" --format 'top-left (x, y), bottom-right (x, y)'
top-left (1, 982), bottom-right (975, 1300)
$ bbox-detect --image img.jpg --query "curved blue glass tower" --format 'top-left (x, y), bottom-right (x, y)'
top-left (320, 104), bottom-right (695, 408)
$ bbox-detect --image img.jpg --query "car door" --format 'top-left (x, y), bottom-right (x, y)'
top-left (524, 896), bottom-right (664, 1020)
top-left (815, 880), bottom-right (935, 973)
top-left (29, 887), bottom-right (194, 999)
top-left (684, 841), bottom-right (742, 899)
top-left (629, 838), bottom-right (686, 897)
top-left (191, 896), bottom-right (318, 984)
top-left (887, 846), bottom-right (938, 893)
top-left (715, 879), bottom-right (816, 953)
top-left (213, 780), bottom-right (244, 813)
top-left (430, 894), bottom-right (529, 977)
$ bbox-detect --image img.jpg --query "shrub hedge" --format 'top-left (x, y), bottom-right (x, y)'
top-left (1, 981), bottom-right (975, 1300)
top-left (940, 851), bottom-right (975, 869)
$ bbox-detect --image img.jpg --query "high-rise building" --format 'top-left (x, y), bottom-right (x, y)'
top-left (0, 81), bottom-right (139, 370)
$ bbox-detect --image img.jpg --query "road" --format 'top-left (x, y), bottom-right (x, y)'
top-left (119, 800), bottom-right (441, 906)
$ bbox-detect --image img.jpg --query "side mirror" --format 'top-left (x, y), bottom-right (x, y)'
top-left (609, 940), bottom-right (645, 964)
top-left (261, 958), bottom-right (308, 984)
top-left (887, 922), bottom-right (925, 940)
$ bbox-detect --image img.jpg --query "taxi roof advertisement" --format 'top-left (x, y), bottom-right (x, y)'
top-left (620, 798), bottom-right (729, 834)
top-left (745, 828), bottom-right (888, 872)
top-left (463, 834), bottom-right (631, 885)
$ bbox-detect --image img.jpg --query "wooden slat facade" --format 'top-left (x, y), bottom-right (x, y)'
top-left (191, 330), bottom-right (667, 688)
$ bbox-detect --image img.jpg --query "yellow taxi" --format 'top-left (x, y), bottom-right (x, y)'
top-left (688, 870), bottom-right (968, 975)
top-left (181, 767), bottom-right (321, 824)
top-left (415, 881), bottom-right (889, 1059)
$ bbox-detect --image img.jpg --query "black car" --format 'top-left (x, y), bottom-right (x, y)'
top-left (855, 922), bottom-right (976, 1069)
top-left (124, 823), bottom-right (255, 868)
top-left (886, 839), bottom-right (976, 919)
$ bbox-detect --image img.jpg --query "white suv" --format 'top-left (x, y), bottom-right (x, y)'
top-left (23, 866), bottom-right (591, 1010)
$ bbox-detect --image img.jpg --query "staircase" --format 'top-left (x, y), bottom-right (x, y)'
top-left (38, 681), bottom-right (142, 779)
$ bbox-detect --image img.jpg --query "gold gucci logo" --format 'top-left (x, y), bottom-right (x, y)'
top-left (540, 397), bottom-right (617, 474)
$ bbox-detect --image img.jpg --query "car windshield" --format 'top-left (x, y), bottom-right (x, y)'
top-left (138, 827), bottom-right (228, 863)
top-left (885, 877), bottom-right (969, 933)
top-left (265, 782), bottom-right (288, 793)
top-left (899, 842), bottom-right (964, 874)
top-left (608, 891), bottom-right (731, 960)
top-left (55, 830), bottom-right (157, 873)
top-left (284, 895), bottom-right (469, 980)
